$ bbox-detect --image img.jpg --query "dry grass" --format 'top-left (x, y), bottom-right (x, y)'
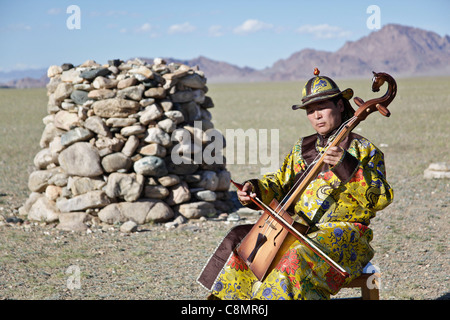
top-left (0, 75), bottom-right (448, 300)
top-left (0, 88), bottom-right (47, 207)
top-left (208, 76), bottom-right (450, 181)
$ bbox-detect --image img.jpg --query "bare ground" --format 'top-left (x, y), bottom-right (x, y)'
top-left (0, 175), bottom-right (448, 300)
top-left (0, 82), bottom-right (448, 301)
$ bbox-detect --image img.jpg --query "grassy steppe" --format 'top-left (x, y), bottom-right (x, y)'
top-left (0, 88), bottom-right (48, 208)
top-left (0, 76), bottom-right (448, 300)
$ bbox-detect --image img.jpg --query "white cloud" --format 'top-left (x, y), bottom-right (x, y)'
top-left (118, 23), bottom-right (159, 37)
top-left (137, 23), bottom-right (160, 37)
top-left (47, 8), bottom-right (62, 15)
top-left (0, 63), bottom-right (41, 72)
top-left (2, 23), bottom-right (32, 32)
top-left (89, 10), bottom-right (135, 18)
top-left (295, 24), bottom-right (351, 39)
top-left (233, 19), bottom-right (273, 35)
top-left (209, 25), bottom-right (225, 37)
top-left (136, 23), bottom-right (152, 33)
top-left (168, 22), bottom-right (196, 35)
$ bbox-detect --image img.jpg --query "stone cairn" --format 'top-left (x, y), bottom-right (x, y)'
top-left (423, 162), bottom-right (450, 179)
top-left (19, 58), bottom-right (234, 232)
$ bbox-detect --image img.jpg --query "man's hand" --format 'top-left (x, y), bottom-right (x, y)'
top-left (323, 146), bottom-right (344, 166)
top-left (237, 182), bottom-right (256, 205)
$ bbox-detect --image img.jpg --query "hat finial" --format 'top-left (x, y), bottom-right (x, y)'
top-left (314, 68), bottom-right (320, 76)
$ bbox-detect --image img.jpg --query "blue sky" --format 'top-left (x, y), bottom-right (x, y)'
top-left (0, 0), bottom-right (449, 72)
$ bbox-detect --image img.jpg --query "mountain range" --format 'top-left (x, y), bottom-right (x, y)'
top-left (262, 24), bottom-right (450, 81)
top-left (1, 24), bottom-right (449, 88)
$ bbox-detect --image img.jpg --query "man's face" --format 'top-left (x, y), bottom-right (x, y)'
top-left (305, 99), bottom-right (344, 136)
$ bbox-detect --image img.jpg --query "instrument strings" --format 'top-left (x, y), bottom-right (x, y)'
top-left (250, 116), bottom-right (357, 274)
top-left (240, 73), bottom-right (394, 279)
top-left (255, 115), bottom-right (357, 238)
top-left (247, 188), bottom-right (348, 274)
top-left (276, 115), bottom-right (356, 212)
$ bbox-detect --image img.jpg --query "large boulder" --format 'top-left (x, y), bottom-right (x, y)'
top-left (56, 190), bottom-right (110, 212)
top-left (133, 156), bottom-right (168, 177)
top-left (98, 200), bottom-right (174, 224)
top-left (92, 98), bottom-right (140, 118)
top-left (176, 201), bottom-right (216, 219)
top-left (58, 142), bottom-right (103, 177)
top-left (57, 212), bottom-right (89, 232)
top-left (28, 196), bottom-right (60, 222)
top-left (104, 173), bottom-right (144, 202)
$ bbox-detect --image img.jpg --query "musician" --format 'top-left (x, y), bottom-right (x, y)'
top-left (199, 69), bottom-right (394, 300)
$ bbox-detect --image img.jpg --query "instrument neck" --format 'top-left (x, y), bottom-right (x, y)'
top-left (280, 116), bottom-right (360, 210)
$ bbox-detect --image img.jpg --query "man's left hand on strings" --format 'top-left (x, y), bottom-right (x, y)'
top-left (323, 146), bottom-right (344, 166)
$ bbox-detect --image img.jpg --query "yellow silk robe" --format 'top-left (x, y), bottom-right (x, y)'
top-left (210, 132), bottom-right (393, 300)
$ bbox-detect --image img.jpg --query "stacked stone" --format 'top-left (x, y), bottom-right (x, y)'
top-left (19, 58), bottom-right (233, 231)
top-left (424, 162), bottom-right (450, 179)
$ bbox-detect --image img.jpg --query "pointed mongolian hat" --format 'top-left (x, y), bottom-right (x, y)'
top-left (292, 68), bottom-right (354, 110)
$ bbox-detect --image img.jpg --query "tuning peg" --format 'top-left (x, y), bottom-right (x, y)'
top-left (353, 97), bottom-right (365, 107)
top-left (376, 104), bottom-right (391, 117)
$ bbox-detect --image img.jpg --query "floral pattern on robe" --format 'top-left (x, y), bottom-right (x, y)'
top-left (211, 132), bottom-right (393, 300)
